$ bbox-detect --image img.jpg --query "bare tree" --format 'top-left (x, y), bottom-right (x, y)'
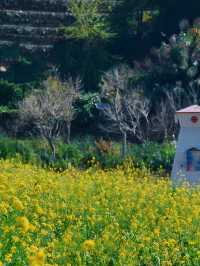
top-left (125, 90), bottom-right (150, 142)
top-left (152, 84), bottom-right (200, 141)
top-left (99, 65), bottom-right (150, 157)
top-left (19, 76), bottom-right (80, 160)
top-left (151, 100), bottom-right (176, 140)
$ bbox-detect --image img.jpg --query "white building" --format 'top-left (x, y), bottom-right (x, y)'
top-left (172, 105), bottom-right (200, 184)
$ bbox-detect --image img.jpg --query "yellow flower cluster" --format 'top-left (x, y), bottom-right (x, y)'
top-left (82, 240), bottom-right (95, 251)
top-left (0, 159), bottom-right (199, 265)
top-left (29, 249), bottom-right (45, 266)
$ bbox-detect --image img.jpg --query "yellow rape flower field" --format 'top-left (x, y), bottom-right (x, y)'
top-left (0, 160), bottom-right (200, 266)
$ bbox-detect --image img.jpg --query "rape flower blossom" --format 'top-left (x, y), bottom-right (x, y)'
top-left (0, 159), bottom-right (199, 265)
top-left (16, 216), bottom-right (31, 233)
top-left (83, 240), bottom-right (96, 251)
top-left (5, 254), bottom-right (12, 263)
top-left (13, 196), bottom-right (24, 211)
top-left (29, 249), bottom-right (45, 266)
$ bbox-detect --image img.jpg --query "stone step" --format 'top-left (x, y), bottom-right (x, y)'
top-left (0, 32), bottom-right (64, 44)
top-left (0, 10), bottom-right (71, 27)
top-left (0, 0), bottom-right (69, 12)
top-left (0, 24), bottom-right (61, 36)
top-left (0, 40), bottom-right (53, 51)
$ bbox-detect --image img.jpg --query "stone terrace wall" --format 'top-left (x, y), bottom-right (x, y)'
top-left (0, 0), bottom-right (71, 52)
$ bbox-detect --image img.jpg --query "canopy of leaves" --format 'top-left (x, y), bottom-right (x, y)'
top-left (134, 20), bottom-right (200, 104)
top-left (62, 0), bottom-right (114, 41)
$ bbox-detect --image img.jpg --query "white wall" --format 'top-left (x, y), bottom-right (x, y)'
top-left (172, 116), bottom-right (200, 184)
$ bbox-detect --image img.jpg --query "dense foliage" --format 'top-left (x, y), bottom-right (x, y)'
top-left (1, 1), bottom-right (200, 107)
top-left (1, 0), bottom-right (200, 148)
top-left (0, 135), bottom-right (175, 172)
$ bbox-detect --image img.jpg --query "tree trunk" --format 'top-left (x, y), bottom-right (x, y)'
top-left (47, 138), bottom-right (56, 161)
top-left (121, 131), bottom-right (127, 159)
top-left (164, 128), bottom-right (168, 141)
top-left (66, 123), bottom-right (71, 144)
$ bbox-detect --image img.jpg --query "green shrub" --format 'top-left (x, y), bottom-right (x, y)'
top-left (0, 136), bottom-right (41, 164)
top-left (129, 142), bottom-right (175, 172)
top-left (0, 80), bottom-right (24, 107)
top-left (0, 135), bottom-right (175, 172)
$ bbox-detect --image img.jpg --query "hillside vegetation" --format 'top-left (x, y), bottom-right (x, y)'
top-left (0, 1), bottom-right (200, 169)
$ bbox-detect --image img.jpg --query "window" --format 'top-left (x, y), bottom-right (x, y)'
top-left (186, 148), bottom-right (200, 171)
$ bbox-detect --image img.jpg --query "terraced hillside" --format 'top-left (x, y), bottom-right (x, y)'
top-left (0, 0), bottom-right (71, 52)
